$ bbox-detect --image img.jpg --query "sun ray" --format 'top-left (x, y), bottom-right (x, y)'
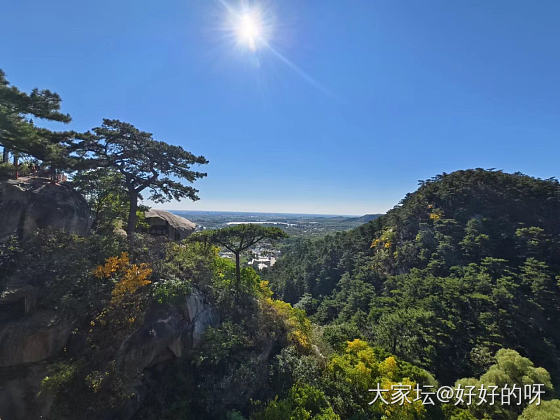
top-left (263, 41), bottom-right (334, 97)
top-left (216, 0), bottom-right (333, 96)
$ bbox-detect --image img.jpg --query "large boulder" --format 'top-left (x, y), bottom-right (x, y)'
top-left (114, 291), bottom-right (219, 418)
top-left (0, 311), bottom-right (72, 367)
top-left (144, 209), bottom-right (196, 240)
top-left (0, 178), bottom-right (91, 241)
top-left (118, 290), bottom-right (218, 377)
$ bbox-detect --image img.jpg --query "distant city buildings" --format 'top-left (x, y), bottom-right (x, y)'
top-left (248, 256), bottom-right (277, 270)
top-left (219, 244), bottom-right (279, 270)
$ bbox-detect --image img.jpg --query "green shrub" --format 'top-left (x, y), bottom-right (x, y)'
top-left (152, 277), bottom-right (191, 304)
top-left (40, 362), bottom-right (79, 395)
top-left (0, 162), bottom-right (14, 179)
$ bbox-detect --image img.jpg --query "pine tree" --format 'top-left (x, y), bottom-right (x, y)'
top-left (0, 69), bottom-right (72, 177)
top-left (74, 119), bottom-right (208, 238)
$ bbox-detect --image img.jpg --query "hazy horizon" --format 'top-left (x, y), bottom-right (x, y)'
top-left (149, 199), bottom-right (386, 216)
top-left (165, 208), bottom-right (369, 217)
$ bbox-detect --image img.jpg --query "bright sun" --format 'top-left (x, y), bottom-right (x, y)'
top-left (234, 10), bottom-right (265, 51)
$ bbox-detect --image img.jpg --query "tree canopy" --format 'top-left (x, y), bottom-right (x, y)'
top-left (190, 224), bottom-right (288, 292)
top-left (0, 69), bottom-right (73, 173)
top-left (69, 168), bottom-right (129, 231)
top-left (74, 119), bottom-right (208, 236)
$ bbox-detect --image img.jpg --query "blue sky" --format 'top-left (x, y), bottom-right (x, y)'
top-left (2, 1), bottom-right (559, 215)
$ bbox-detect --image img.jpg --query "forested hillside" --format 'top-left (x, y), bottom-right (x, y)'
top-left (265, 169), bottom-right (560, 388)
top-left (3, 70), bottom-right (560, 419)
top-left (3, 167), bottom-right (560, 419)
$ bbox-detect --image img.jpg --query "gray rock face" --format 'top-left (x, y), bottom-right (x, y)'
top-left (0, 311), bottom-right (71, 420)
top-left (0, 311), bottom-right (72, 367)
top-left (118, 290), bottom-right (218, 376)
top-left (0, 290), bottom-right (219, 420)
top-left (144, 209), bottom-right (196, 240)
top-left (0, 178), bottom-right (91, 241)
top-left (186, 291), bottom-right (220, 347)
top-left (0, 362), bottom-right (54, 419)
top-left (108, 291), bottom-right (220, 419)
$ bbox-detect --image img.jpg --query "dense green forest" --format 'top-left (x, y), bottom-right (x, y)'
top-left (264, 169), bottom-right (560, 413)
top-left (2, 69), bottom-right (560, 419)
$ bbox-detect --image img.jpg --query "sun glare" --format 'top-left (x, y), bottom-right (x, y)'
top-left (218, 1), bottom-right (332, 95)
top-left (233, 8), bottom-right (266, 51)
top-left (237, 12), bottom-right (260, 49)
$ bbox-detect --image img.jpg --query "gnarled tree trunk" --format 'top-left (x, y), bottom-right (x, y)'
top-left (127, 190), bottom-right (138, 239)
top-left (235, 252), bottom-right (241, 293)
top-left (13, 154), bottom-right (19, 179)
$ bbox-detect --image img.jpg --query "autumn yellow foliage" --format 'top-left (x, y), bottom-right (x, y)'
top-left (371, 228), bottom-right (395, 249)
top-left (94, 252), bottom-right (152, 304)
top-left (429, 208), bottom-right (443, 221)
top-left (93, 252), bottom-right (130, 279)
top-left (328, 339), bottom-right (426, 419)
top-left (259, 281), bottom-right (311, 350)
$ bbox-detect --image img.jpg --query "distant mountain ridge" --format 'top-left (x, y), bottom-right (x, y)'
top-left (344, 213), bottom-right (382, 224)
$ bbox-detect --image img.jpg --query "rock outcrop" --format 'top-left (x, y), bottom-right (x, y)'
top-left (0, 311), bottom-right (72, 367)
top-left (0, 311), bottom-right (72, 419)
top-left (0, 290), bottom-right (219, 420)
top-left (118, 291), bottom-right (218, 377)
top-left (0, 177), bottom-right (91, 241)
top-left (0, 362), bottom-right (54, 419)
top-left (114, 291), bottom-right (219, 418)
top-left (143, 209), bottom-right (196, 240)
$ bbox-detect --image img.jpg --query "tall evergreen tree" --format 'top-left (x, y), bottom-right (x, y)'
top-left (190, 224), bottom-right (288, 292)
top-left (74, 119), bottom-right (208, 237)
top-left (0, 69), bottom-right (72, 177)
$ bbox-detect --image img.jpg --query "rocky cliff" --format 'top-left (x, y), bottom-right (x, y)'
top-left (0, 177), bottom-right (91, 241)
top-left (0, 290), bottom-right (219, 419)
